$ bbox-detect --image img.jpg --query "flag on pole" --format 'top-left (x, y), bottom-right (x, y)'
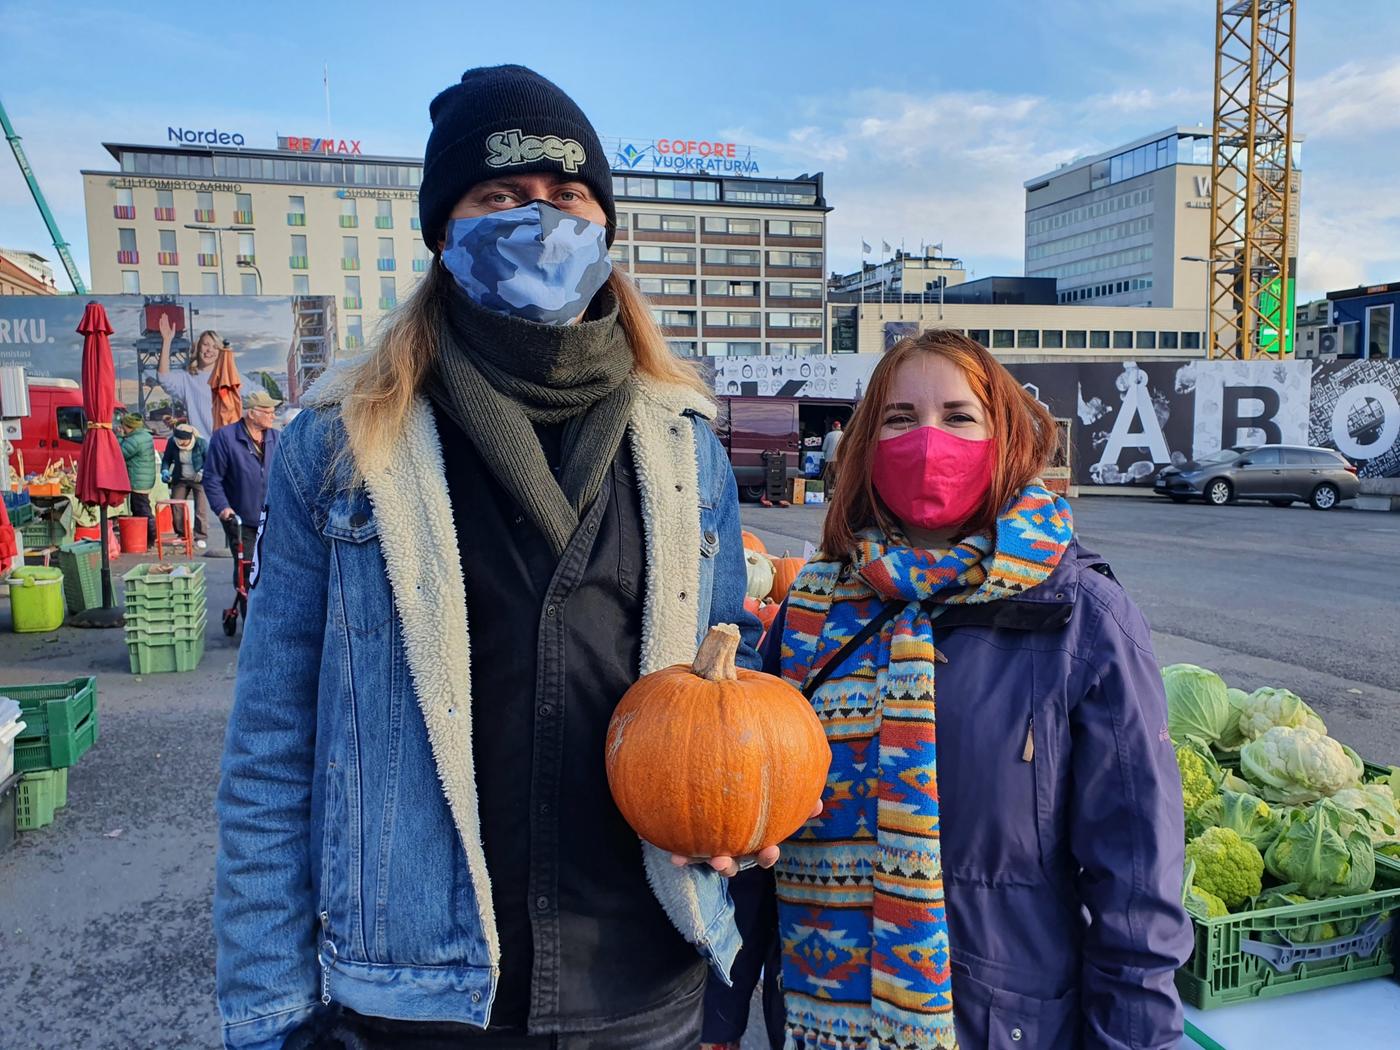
top-left (882, 240), bottom-right (892, 254)
top-left (861, 240), bottom-right (872, 254)
top-left (932, 241), bottom-right (944, 256)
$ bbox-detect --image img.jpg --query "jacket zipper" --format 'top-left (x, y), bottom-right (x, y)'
top-left (319, 911), bottom-right (333, 1005)
top-left (1021, 716), bottom-right (1035, 763)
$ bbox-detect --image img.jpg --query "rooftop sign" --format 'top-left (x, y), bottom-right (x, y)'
top-left (602, 136), bottom-right (760, 176)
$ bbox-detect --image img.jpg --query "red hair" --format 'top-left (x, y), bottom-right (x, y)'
top-left (820, 329), bottom-right (1055, 557)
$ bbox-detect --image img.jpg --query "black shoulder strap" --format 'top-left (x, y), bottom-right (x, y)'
top-left (801, 601), bottom-right (904, 699)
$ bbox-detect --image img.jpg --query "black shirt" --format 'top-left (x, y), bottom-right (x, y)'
top-left (429, 407), bottom-right (702, 1034)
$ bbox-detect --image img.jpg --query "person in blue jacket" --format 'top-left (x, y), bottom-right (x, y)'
top-left (214, 65), bottom-right (767, 1050)
top-left (720, 329), bottom-right (1192, 1050)
top-left (203, 390), bottom-right (280, 573)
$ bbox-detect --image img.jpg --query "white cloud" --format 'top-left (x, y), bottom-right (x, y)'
top-left (1298, 60), bottom-right (1400, 139)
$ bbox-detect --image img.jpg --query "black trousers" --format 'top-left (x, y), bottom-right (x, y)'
top-left (127, 491), bottom-right (156, 542)
top-left (286, 969), bottom-right (705, 1050)
top-left (701, 866), bottom-right (784, 1048)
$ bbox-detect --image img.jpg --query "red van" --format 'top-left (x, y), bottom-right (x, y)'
top-left (5, 378), bottom-right (127, 476)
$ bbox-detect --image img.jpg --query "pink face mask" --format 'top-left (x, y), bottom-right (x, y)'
top-left (872, 425), bottom-right (995, 533)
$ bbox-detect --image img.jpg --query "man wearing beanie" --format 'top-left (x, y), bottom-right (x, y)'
top-left (217, 66), bottom-right (777, 1050)
top-left (118, 411), bottom-right (157, 543)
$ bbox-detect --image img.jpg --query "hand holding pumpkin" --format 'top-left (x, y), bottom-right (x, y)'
top-left (668, 797), bottom-right (825, 876)
top-left (605, 624), bottom-right (831, 876)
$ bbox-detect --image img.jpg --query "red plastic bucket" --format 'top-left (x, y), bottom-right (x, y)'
top-left (117, 515), bottom-right (149, 554)
top-left (74, 525), bottom-right (101, 542)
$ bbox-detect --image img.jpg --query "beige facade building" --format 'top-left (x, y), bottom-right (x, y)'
top-left (82, 139), bottom-right (830, 358)
top-left (826, 298), bottom-right (1209, 360)
top-left (1024, 127), bottom-right (1214, 311)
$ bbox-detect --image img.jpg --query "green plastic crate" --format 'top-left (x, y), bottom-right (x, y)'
top-left (16, 767), bottom-right (68, 830)
top-left (125, 611), bottom-right (207, 642)
top-left (7, 502), bottom-right (33, 528)
top-left (56, 540), bottom-right (103, 614)
top-left (124, 589), bottom-right (207, 623)
top-left (1176, 864), bottom-right (1400, 1009)
top-left (122, 562), bottom-right (206, 595)
top-left (6, 677), bottom-right (98, 772)
top-left (127, 628), bottom-right (206, 674)
top-left (19, 518), bottom-right (65, 549)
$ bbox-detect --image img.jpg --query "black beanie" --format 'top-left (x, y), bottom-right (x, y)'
top-left (418, 65), bottom-right (616, 249)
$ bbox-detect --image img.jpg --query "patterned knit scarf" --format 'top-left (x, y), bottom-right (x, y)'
top-left (776, 485), bottom-right (1074, 1050)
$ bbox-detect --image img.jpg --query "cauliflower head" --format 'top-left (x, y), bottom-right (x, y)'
top-left (1177, 742), bottom-right (1219, 814)
top-left (1185, 826), bottom-right (1264, 909)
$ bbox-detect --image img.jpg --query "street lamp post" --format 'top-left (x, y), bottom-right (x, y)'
top-left (239, 260), bottom-right (263, 295)
top-left (184, 222), bottom-right (255, 295)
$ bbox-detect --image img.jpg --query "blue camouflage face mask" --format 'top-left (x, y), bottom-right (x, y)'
top-left (440, 201), bottom-right (613, 325)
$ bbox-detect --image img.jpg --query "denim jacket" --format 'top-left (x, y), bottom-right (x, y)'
top-left (214, 368), bottom-right (761, 1050)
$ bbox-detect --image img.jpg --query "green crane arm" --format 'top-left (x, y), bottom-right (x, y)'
top-left (0, 95), bottom-right (87, 294)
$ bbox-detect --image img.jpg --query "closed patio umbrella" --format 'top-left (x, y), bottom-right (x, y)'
top-left (209, 341), bottom-right (242, 432)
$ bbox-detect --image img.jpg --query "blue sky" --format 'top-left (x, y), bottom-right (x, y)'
top-left (3, 0), bottom-right (1399, 299)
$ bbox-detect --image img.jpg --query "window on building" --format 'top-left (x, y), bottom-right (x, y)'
top-left (196, 190), bottom-right (214, 215)
top-left (1017, 330), bottom-right (1040, 348)
top-left (378, 237), bottom-right (394, 260)
top-left (769, 312), bottom-right (822, 329)
top-left (615, 212), bottom-right (630, 230)
top-left (766, 219), bottom-right (822, 237)
top-left (291, 234), bottom-right (308, 257)
top-left (118, 228), bottom-right (137, 253)
top-left (1112, 331), bottom-right (1133, 349)
top-left (667, 340), bottom-right (697, 356)
top-left (1066, 330), bottom-right (1087, 349)
top-left (380, 276), bottom-right (396, 306)
top-left (345, 275), bottom-right (361, 302)
top-left (968, 329), bottom-right (990, 347)
top-left (705, 311), bottom-right (760, 328)
top-left (1160, 331), bottom-right (1179, 349)
top-left (201, 272), bottom-right (220, 294)
top-left (766, 250), bottom-right (821, 268)
top-left (342, 197), bottom-right (358, 221)
top-left (1136, 331), bottom-right (1156, 349)
top-left (636, 246), bottom-right (696, 265)
top-left (638, 278), bottom-right (696, 296)
top-left (235, 192), bottom-right (253, 222)
top-left (162, 272), bottom-right (180, 294)
top-left (200, 231), bottom-right (218, 256)
top-left (289, 194), bottom-right (305, 215)
top-left (653, 310), bottom-right (697, 328)
top-left (1090, 330), bottom-right (1110, 349)
top-left (239, 273), bottom-right (258, 295)
top-left (703, 280), bottom-right (757, 297)
top-left (992, 329), bottom-right (1015, 349)
top-left (292, 274), bottom-right (310, 295)
top-left (116, 187), bottom-right (134, 208)
top-left (1042, 330), bottom-right (1063, 349)
top-left (609, 244), bottom-right (628, 264)
top-left (343, 236), bottom-right (359, 260)
top-left (703, 248), bottom-right (760, 266)
top-left (346, 316), bottom-right (364, 349)
top-left (768, 281), bottom-right (822, 299)
top-left (635, 213), bottom-right (696, 232)
top-left (377, 198), bottom-right (393, 223)
top-left (158, 229), bottom-right (177, 253)
top-left (1182, 332), bottom-right (1202, 350)
top-left (702, 217), bottom-right (761, 235)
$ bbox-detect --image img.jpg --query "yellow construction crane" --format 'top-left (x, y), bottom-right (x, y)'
top-left (1208, 0), bottom-right (1299, 359)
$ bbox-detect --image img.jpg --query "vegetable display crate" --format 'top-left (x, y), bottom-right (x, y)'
top-left (55, 540), bottom-right (103, 615)
top-left (126, 618), bottom-right (207, 674)
top-left (1177, 864), bottom-right (1400, 1009)
top-left (123, 589), bottom-right (207, 623)
top-left (6, 676), bottom-right (99, 772)
top-left (15, 767), bottom-right (68, 830)
top-left (7, 502), bottom-right (34, 528)
top-left (122, 562), bottom-right (206, 596)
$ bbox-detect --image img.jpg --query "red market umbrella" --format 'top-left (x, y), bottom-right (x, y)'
top-left (75, 302), bottom-right (130, 508)
top-left (72, 301), bottom-right (130, 627)
top-left (210, 342), bottom-right (242, 432)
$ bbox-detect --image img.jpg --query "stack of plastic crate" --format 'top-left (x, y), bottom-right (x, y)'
top-left (122, 563), bottom-right (207, 674)
top-left (2, 677), bottom-right (99, 831)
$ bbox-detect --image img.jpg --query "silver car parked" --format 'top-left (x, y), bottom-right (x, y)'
top-left (1154, 444), bottom-right (1360, 510)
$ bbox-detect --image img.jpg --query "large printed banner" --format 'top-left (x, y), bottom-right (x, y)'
top-left (709, 355), bottom-right (1400, 484)
top-left (0, 294), bottom-right (339, 437)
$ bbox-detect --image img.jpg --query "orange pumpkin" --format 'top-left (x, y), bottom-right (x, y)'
top-left (741, 530), bottom-right (767, 555)
top-left (767, 555), bottom-right (805, 603)
top-left (743, 596), bottom-right (761, 617)
top-left (757, 601), bottom-right (781, 633)
top-left (605, 624), bottom-right (831, 858)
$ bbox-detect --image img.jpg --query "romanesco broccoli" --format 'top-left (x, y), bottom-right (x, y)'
top-left (1185, 826), bottom-right (1264, 909)
top-left (1177, 743), bottom-right (1218, 813)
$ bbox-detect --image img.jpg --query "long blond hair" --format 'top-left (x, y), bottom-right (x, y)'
top-left (340, 262), bottom-right (709, 476)
top-left (189, 330), bottom-right (221, 375)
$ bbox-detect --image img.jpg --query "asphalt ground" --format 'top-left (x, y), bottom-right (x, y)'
top-left (0, 495), bottom-right (1395, 1049)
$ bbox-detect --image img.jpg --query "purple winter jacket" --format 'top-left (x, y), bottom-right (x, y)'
top-left (755, 541), bottom-right (1193, 1050)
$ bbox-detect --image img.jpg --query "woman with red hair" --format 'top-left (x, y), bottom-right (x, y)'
top-left (736, 329), bottom-right (1191, 1049)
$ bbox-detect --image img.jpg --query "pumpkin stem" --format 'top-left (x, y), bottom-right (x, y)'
top-left (692, 624), bottom-right (742, 682)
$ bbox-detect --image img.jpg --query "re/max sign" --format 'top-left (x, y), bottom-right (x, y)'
top-left (279, 136), bottom-right (362, 155)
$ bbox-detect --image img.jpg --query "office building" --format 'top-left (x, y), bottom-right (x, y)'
top-left (83, 134), bottom-right (830, 357)
top-left (0, 249), bottom-right (59, 295)
top-left (1024, 127), bottom-right (1216, 310)
top-left (828, 248), bottom-right (966, 300)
